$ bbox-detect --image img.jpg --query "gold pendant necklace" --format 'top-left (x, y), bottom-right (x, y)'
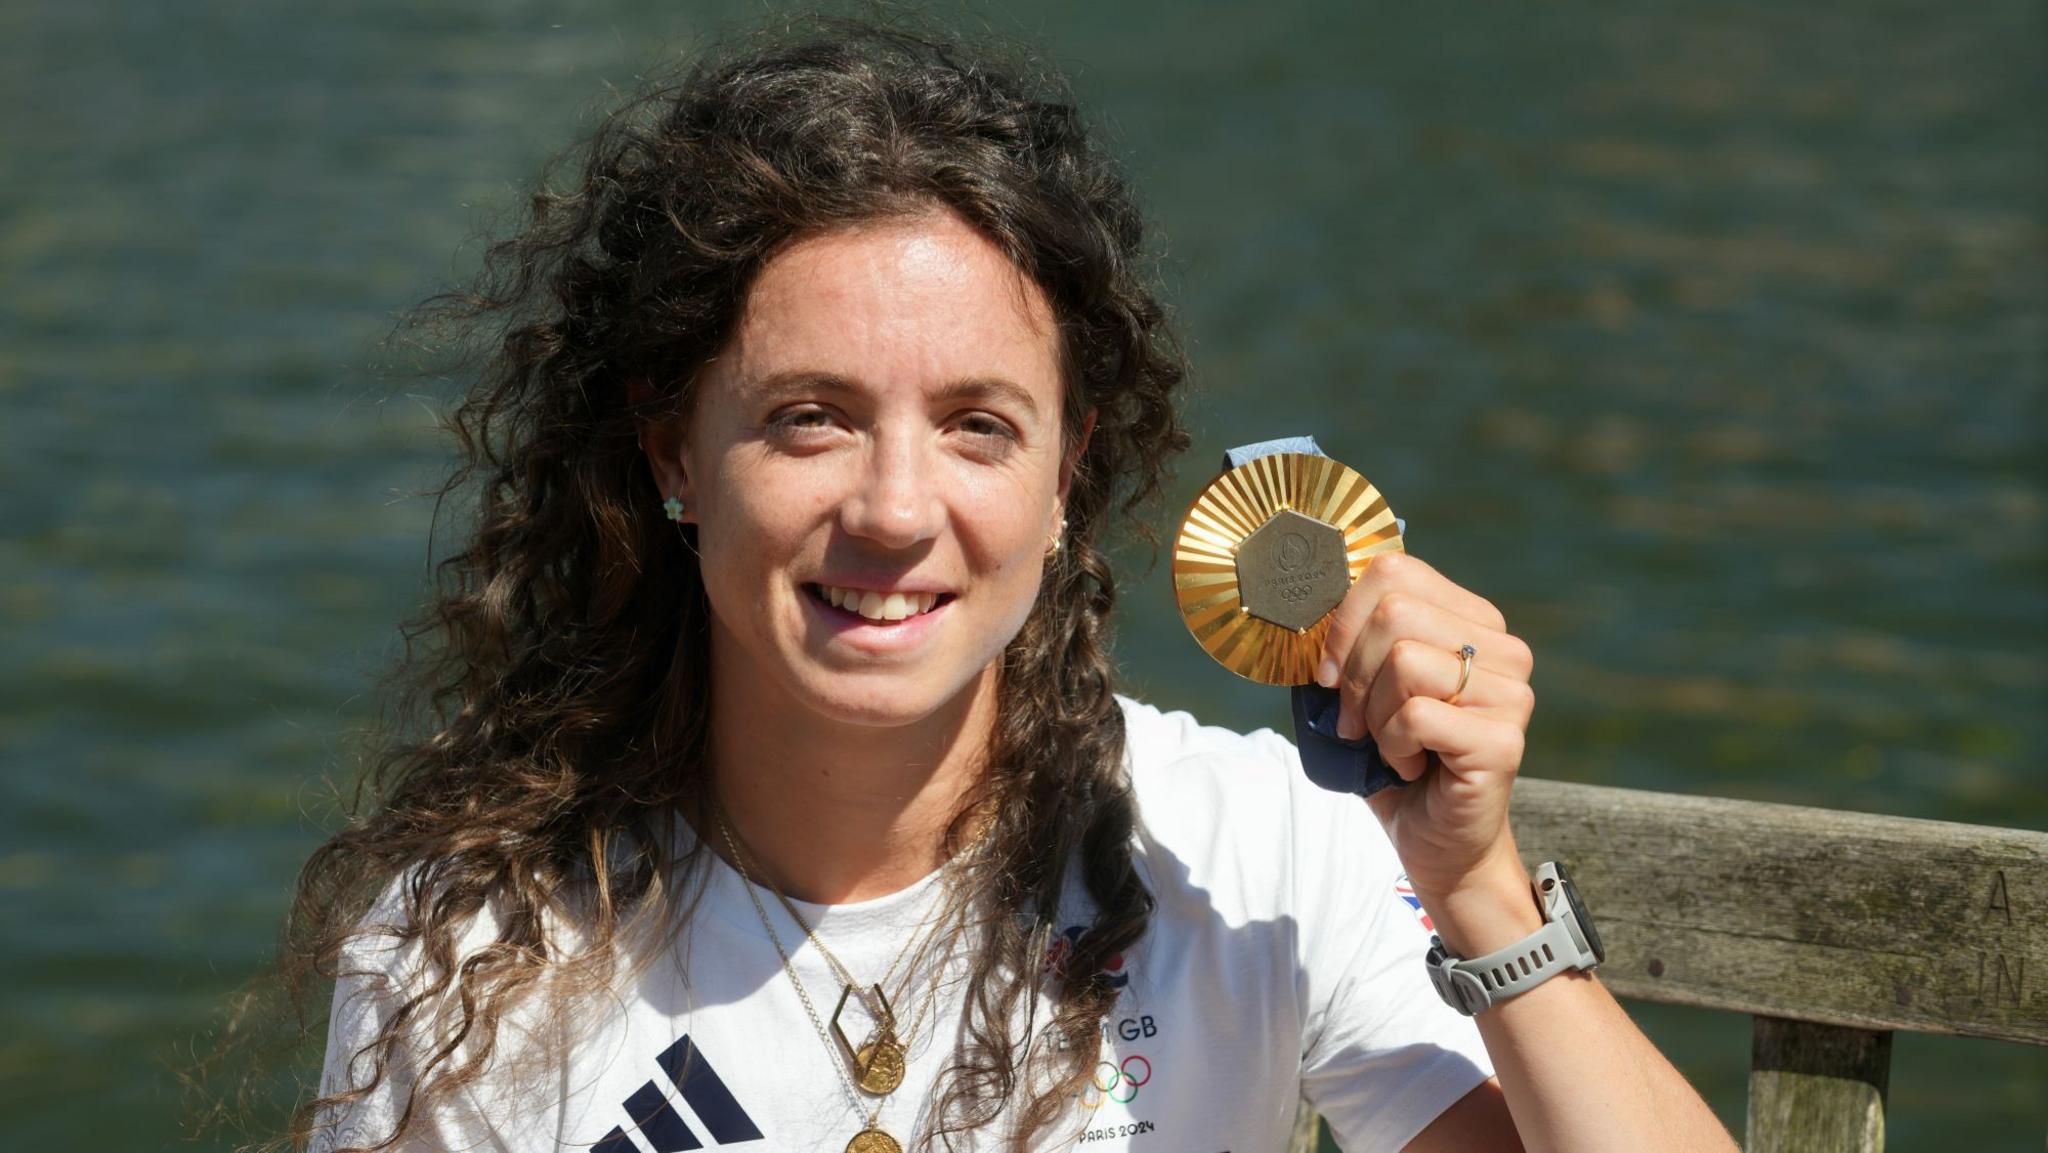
top-left (834, 984), bottom-right (908, 1094)
top-left (714, 801), bottom-right (982, 1152)
top-left (846, 1128), bottom-right (903, 1153)
top-left (854, 1039), bottom-right (907, 1095)
top-left (727, 800), bottom-right (993, 1096)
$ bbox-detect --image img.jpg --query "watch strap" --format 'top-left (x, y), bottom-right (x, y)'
top-left (1426, 862), bottom-right (1601, 1015)
top-left (1221, 437), bottom-right (1408, 799)
top-left (1428, 918), bottom-right (1583, 1015)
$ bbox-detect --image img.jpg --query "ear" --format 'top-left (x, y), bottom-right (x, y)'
top-left (631, 377), bottom-right (695, 521)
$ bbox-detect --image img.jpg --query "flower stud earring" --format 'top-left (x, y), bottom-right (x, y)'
top-left (662, 495), bottom-right (686, 522)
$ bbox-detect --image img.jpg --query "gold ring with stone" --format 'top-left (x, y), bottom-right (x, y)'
top-left (1446, 643), bottom-right (1476, 706)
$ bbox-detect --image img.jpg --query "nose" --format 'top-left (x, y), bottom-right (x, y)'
top-left (838, 431), bottom-right (944, 549)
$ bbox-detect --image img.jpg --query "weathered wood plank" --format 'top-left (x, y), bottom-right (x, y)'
top-left (1510, 779), bottom-right (2048, 1044)
top-left (1746, 1017), bottom-right (1890, 1153)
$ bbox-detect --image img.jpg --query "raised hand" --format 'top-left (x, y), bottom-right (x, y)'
top-left (1315, 551), bottom-right (1538, 901)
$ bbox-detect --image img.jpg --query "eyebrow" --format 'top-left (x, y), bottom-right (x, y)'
top-left (931, 376), bottom-right (1044, 418)
top-left (744, 371), bottom-right (1044, 419)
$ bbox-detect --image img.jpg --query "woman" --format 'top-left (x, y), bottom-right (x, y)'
top-left (299, 25), bottom-right (1735, 1153)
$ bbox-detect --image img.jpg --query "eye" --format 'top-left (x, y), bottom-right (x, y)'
top-left (956, 412), bottom-right (1019, 442)
top-left (766, 405), bottom-right (838, 435)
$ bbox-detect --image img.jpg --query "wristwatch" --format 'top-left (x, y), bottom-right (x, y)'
top-left (1426, 861), bottom-right (1604, 1015)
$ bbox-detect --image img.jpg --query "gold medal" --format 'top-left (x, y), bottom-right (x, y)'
top-left (853, 1035), bottom-right (907, 1094)
top-left (1172, 451), bottom-right (1403, 685)
top-left (846, 1129), bottom-right (902, 1153)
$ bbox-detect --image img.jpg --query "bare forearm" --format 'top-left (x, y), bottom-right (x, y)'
top-left (1422, 849), bottom-right (1736, 1153)
top-left (1474, 971), bottom-right (1732, 1152)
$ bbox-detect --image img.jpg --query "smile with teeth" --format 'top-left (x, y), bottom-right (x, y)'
top-left (810, 584), bottom-right (950, 623)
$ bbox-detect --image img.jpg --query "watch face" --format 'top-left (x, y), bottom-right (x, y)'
top-left (1561, 874), bottom-right (1605, 963)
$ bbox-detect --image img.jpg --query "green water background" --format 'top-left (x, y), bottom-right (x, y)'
top-left (2, 0), bottom-right (2042, 1146)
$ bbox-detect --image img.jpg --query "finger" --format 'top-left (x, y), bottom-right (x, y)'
top-left (1334, 601), bottom-right (1529, 740)
top-left (1363, 552), bottom-right (1509, 634)
top-left (1375, 695), bottom-right (1527, 784)
top-left (1357, 639), bottom-right (1535, 742)
top-left (1317, 551), bottom-right (1514, 687)
top-left (1341, 591), bottom-right (1532, 698)
top-left (1315, 552), bottom-right (1395, 688)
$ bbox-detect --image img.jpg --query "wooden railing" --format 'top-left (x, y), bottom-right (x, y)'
top-left (1291, 779), bottom-right (2048, 1152)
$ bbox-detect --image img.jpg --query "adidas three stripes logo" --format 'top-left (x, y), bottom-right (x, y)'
top-left (593, 1036), bottom-right (765, 1151)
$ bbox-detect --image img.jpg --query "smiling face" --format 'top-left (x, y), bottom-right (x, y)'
top-left (643, 209), bottom-right (1082, 733)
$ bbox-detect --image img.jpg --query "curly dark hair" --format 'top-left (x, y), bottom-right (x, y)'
top-left (281, 19), bottom-right (1191, 1152)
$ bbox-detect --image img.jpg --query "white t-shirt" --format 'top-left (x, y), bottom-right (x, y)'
top-left (316, 695), bottom-right (1494, 1153)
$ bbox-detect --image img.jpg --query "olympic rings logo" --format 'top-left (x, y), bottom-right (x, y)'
top-left (1079, 1054), bottom-right (1151, 1110)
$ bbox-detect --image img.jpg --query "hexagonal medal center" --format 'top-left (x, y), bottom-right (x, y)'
top-left (1234, 509), bottom-right (1350, 631)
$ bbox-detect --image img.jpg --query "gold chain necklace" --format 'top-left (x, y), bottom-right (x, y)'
top-left (713, 802), bottom-right (992, 1153)
top-left (718, 802), bottom-right (990, 1090)
top-left (747, 814), bottom-right (993, 1095)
